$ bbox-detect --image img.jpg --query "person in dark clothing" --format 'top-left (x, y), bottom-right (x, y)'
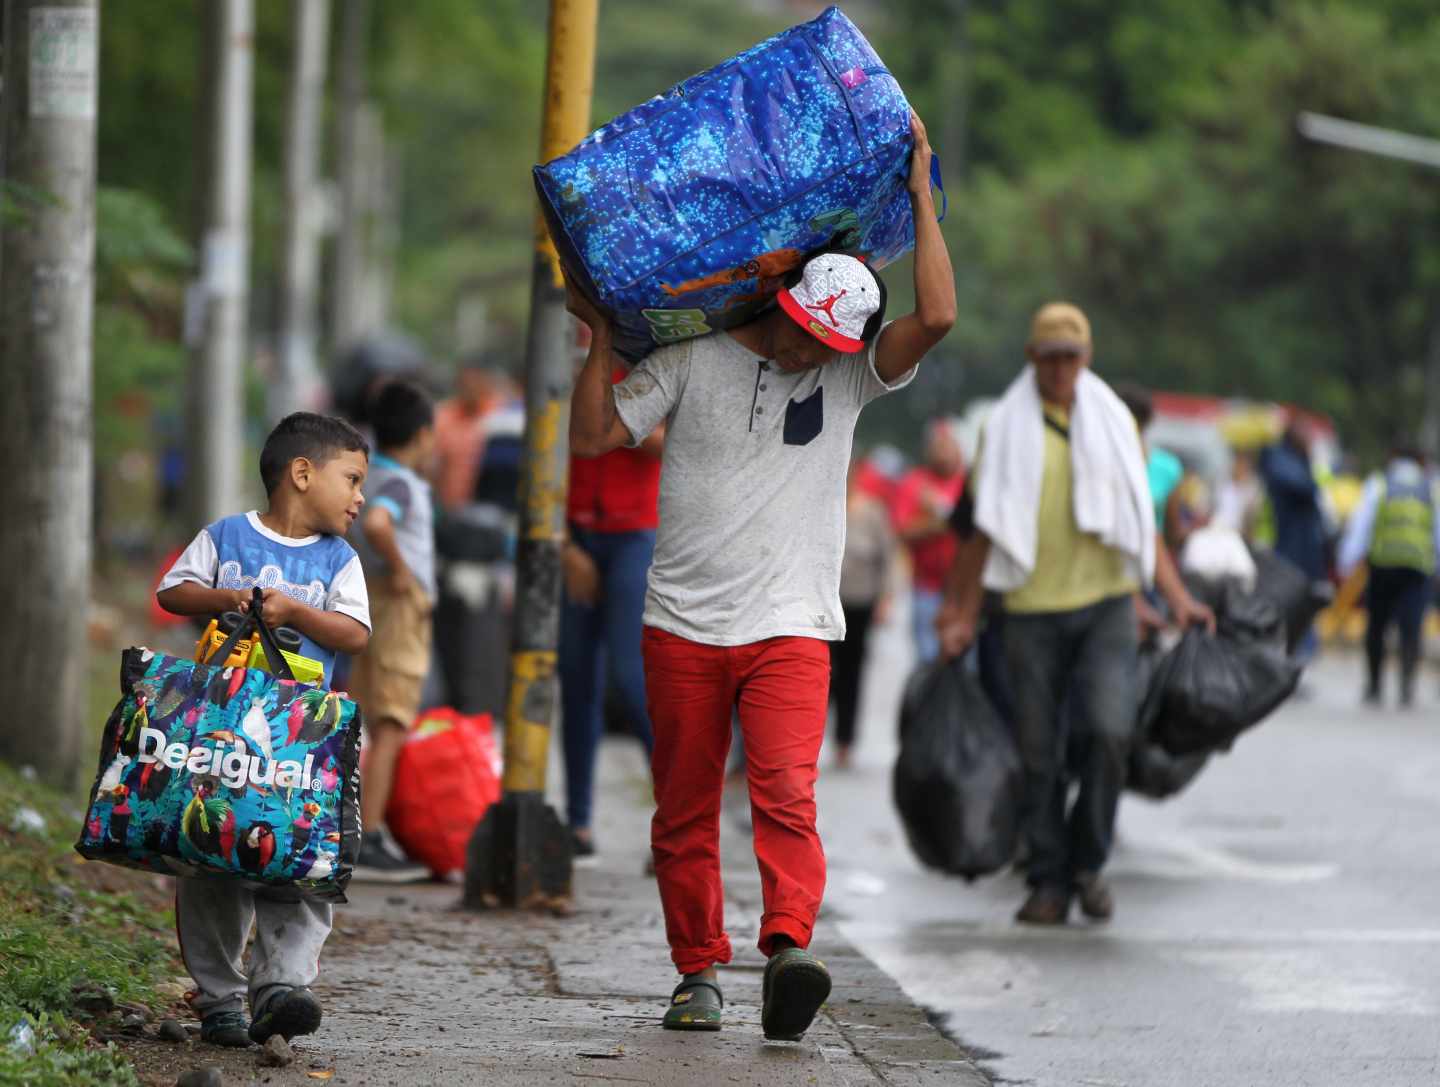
top-left (830, 461), bottom-right (898, 767)
top-left (1260, 422), bottom-right (1328, 660)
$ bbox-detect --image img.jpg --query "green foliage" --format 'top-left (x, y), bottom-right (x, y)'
top-left (83, 0), bottom-right (1440, 457)
top-left (918, 2), bottom-right (1440, 459)
top-left (0, 1016), bottom-right (140, 1087)
top-left (0, 762), bottom-right (178, 1087)
top-left (95, 188), bottom-right (192, 272)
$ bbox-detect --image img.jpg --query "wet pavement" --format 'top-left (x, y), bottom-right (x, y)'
top-left (817, 615), bottom-right (1440, 1087)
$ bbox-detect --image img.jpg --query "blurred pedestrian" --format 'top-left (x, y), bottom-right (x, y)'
top-left (1337, 446), bottom-right (1440, 707)
top-left (1260, 421), bottom-right (1327, 660)
top-left (1116, 383), bottom-right (1183, 531)
top-left (830, 459), bottom-right (898, 768)
top-left (1214, 450), bottom-right (1262, 540)
top-left (433, 361), bottom-right (499, 512)
top-left (349, 381), bottom-right (436, 882)
top-left (893, 419), bottom-right (965, 663)
top-left (432, 368), bottom-right (521, 718)
top-left (560, 363), bottom-right (664, 862)
top-left (936, 302), bottom-right (1212, 926)
top-left (564, 111), bottom-right (954, 1040)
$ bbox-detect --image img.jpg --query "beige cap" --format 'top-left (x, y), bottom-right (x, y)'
top-left (1028, 302), bottom-right (1091, 354)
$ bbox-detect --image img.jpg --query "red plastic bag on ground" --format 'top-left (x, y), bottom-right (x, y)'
top-left (385, 708), bottom-right (501, 878)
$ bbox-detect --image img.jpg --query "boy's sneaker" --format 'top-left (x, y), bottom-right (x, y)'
top-left (248, 986), bottom-right (323, 1044)
top-left (200, 1009), bottom-right (252, 1048)
top-left (352, 829), bottom-right (428, 883)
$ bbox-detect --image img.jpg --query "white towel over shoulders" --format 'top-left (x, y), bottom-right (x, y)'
top-left (974, 367), bottom-right (1156, 594)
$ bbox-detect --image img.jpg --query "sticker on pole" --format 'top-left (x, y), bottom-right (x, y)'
top-left (30, 7), bottom-right (97, 121)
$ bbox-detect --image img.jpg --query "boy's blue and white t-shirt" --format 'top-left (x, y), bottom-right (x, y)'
top-left (159, 511), bottom-right (371, 687)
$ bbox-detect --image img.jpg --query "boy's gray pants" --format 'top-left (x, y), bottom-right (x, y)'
top-left (176, 876), bottom-right (333, 1017)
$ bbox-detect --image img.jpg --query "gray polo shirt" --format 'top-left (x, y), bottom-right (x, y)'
top-left (613, 328), bottom-right (915, 646)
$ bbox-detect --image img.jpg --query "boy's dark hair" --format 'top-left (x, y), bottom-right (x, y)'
top-left (370, 380), bottom-right (436, 450)
top-left (259, 412), bottom-right (370, 496)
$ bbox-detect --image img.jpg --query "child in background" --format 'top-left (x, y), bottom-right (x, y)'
top-left (156, 413), bottom-right (372, 1047)
top-left (349, 381), bottom-right (438, 881)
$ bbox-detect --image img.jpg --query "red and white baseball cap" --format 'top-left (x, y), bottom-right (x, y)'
top-left (777, 253), bottom-right (881, 354)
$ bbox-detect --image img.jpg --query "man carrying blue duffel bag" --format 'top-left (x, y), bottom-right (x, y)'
top-left (568, 109), bottom-right (954, 1040)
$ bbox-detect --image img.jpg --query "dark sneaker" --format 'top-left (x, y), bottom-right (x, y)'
top-left (248, 986), bottom-right (322, 1044)
top-left (200, 1009), bottom-right (251, 1047)
top-left (662, 976), bottom-right (723, 1031)
top-left (761, 947), bottom-right (832, 1041)
top-left (1074, 872), bottom-right (1114, 921)
top-left (351, 830), bottom-right (428, 883)
top-left (570, 829), bottom-right (598, 868)
top-left (1016, 885), bottom-right (1071, 925)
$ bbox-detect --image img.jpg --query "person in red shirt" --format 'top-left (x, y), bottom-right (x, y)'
top-left (893, 419), bottom-right (966, 663)
top-left (560, 367), bottom-right (664, 861)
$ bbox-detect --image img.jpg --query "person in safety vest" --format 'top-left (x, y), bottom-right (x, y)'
top-left (1337, 446), bottom-right (1440, 707)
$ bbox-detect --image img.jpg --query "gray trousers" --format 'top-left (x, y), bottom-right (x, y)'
top-left (175, 876), bottom-right (332, 1017)
top-left (1003, 594), bottom-right (1139, 890)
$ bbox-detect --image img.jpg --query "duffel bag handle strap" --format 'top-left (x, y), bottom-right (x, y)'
top-left (203, 588), bottom-right (298, 682)
top-left (929, 155), bottom-right (948, 223)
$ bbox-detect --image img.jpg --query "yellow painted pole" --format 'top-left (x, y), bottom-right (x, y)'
top-left (465, 0), bottom-right (598, 910)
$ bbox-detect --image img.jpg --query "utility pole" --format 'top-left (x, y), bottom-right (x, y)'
top-left (0, 0), bottom-right (99, 785)
top-left (274, 0), bottom-right (331, 422)
top-left (330, 0), bottom-right (368, 355)
top-left (465, 0), bottom-right (598, 911)
top-left (189, 0), bottom-right (253, 524)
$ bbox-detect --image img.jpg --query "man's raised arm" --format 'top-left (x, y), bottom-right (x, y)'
top-left (874, 112), bottom-right (957, 384)
top-left (566, 279), bottom-right (636, 458)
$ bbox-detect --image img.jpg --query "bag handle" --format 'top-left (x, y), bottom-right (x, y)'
top-left (203, 587), bottom-right (298, 682)
top-left (928, 155), bottom-right (948, 223)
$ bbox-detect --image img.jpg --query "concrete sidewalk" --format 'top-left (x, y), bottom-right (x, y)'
top-left (309, 741), bottom-right (986, 1086)
top-left (125, 740), bottom-right (984, 1085)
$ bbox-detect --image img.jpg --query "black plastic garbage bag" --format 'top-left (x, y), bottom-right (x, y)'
top-left (1249, 549), bottom-right (1334, 654)
top-left (1126, 643), bottom-right (1209, 800)
top-left (1154, 626), bottom-right (1301, 757)
top-left (893, 654), bottom-right (1023, 880)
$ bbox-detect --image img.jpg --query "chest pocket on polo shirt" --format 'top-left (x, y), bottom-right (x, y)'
top-left (783, 387), bottom-right (824, 446)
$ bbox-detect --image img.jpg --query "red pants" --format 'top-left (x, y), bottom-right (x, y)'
top-left (643, 626), bottom-right (830, 975)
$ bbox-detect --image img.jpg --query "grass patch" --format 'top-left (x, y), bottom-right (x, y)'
top-left (0, 759), bottom-right (181, 1086)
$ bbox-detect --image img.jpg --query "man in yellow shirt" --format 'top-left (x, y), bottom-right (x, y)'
top-left (937, 303), bottom-right (1211, 925)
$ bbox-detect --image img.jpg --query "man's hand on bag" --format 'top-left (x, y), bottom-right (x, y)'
top-left (563, 270), bottom-right (608, 333)
top-left (1171, 593), bottom-right (1217, 635)
top-left (562, 542), bottom-right (601, 607)
top-left (935, 598), bottom-right (977, 659)
top-left (222, 588), bottom-right (251, 614)
top-left (1135, 594), bottom-right (1167, 640)
top-left (907, 111), bottom-right (934, 198)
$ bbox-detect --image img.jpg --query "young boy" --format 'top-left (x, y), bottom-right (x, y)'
top-left (348, 380), bottom-right (437, 881)
top-left (156, 412), bottom-right (372, 1047)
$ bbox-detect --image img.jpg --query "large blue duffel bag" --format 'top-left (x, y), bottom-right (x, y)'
top-left (535, 5), bottom-right (941, 361)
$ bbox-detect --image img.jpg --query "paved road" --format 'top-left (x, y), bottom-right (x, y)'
top-left (814, 615), bottom-right (1440, 1086)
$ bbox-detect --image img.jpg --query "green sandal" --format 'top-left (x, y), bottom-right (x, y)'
top-left (662, 977), bottom-right (724, 1031)
top-left (762, 948), bottom-right (831, 1041)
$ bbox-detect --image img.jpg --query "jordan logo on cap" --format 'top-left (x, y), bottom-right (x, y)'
top-left (806, 290), bottom-right (848, 328)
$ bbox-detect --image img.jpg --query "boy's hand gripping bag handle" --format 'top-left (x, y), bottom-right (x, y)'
top-left (204, 587), bottom-right (298, 682)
